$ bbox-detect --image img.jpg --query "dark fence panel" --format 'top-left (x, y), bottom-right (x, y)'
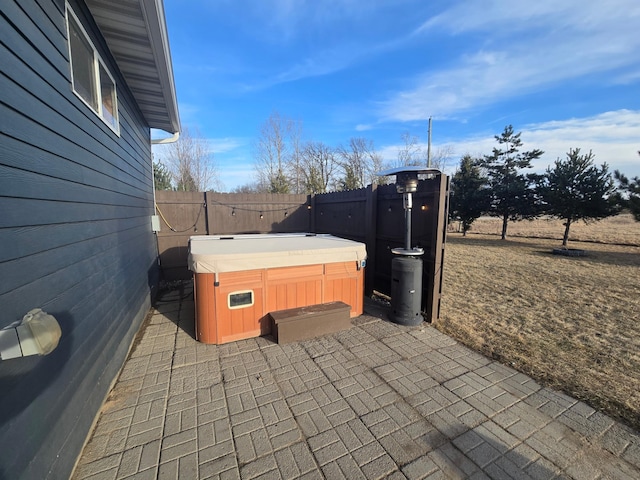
top-left (154, 175), bottom-right (449, 321)
top-left (313, 186), bottom-right (379, 295)
top-left (155, 191), bottom-right (207, 281)
top-left (206, 193), bottom-right (310, 235)
top-left (314, 188), bottom-right (368, 241)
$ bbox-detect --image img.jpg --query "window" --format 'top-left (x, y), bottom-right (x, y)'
top-left (228, 291), bottom-right (254, 309)
top-left (66, 5), bottom-right (119, 134)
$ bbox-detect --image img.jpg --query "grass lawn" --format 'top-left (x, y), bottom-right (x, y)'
top-left (436, 214), bottom-right (640, 430)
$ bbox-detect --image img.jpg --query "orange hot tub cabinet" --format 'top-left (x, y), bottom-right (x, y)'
top-left (189, 234), bottom-right (367, 345)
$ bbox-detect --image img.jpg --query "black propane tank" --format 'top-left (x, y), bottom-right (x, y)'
top-left (390, 256), bottom-right (423, 326)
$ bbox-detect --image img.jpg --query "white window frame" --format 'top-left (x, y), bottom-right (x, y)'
top-left (227, 290), bottom-right (255, 310)
top-left (65, 3), bottom-right (120, 135)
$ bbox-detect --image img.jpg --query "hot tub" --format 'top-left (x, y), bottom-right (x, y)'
top-left (188, 234), bottom-right (367, 344)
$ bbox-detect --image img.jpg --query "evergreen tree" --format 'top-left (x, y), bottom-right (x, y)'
top-left (481, 125), bottom-right (544, 239)
top-left (539, 148), bottom-right (619, 246)
top-left (304, 165), bottom-right (326, 194)
top-left (176, 171), bottom-right (197, 192)
top-left (614, 151), bottom-right (640, 221)
top-left (153, 160), bottom-right (173, 190)
top-left (268, 170), bottom-right (290, 194)
top-left (450, 155), bottom-right (491, 235)
top-left (339, 164), bottom-right (360, 191)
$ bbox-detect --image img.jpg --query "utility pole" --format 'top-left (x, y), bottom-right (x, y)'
top-left (427, 116), bottom-right (432, 168)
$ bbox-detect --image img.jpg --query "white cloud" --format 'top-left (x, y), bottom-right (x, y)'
top-left (245, 33), bottom-right (408, 90)
top-left (216, 163), bottom-right (257, 192)
top-left (258, 48), bottom-right (359, 88)
top-left (416, 0), bottom-right (638, 37)
top-left (382, 0), bottom-right (640, 122)
top-left (448, 110), bottom-right (640, 176)
top-left (208, 137), bottom-right (247, 154)
top-left (524, 111), bottom-right (640, 174)
top-left (375, 110), bottom-right (639, 179)
top-left (256, 0), bottom-right (403, 40)
top-left (232, 1), bottom-right (423, 90)
top-left (613, 70), bottom-right (640, 85)
top-left (208, 140), bottom-right (255, 191)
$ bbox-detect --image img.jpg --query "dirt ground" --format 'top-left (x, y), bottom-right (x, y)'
top-left (437, 214), bottom-right (640, 430)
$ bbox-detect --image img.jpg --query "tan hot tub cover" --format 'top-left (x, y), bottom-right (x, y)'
top-left (188, 233), bottom-right (367, 274)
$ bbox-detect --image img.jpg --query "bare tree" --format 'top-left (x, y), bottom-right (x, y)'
top-left (288, 118), bottom-right (304, 194)
top-left (337, 137), bottom-right (384, 190)
top-left (157, 126), bottom-right (219, 191)
top-left (233, 182), bottom-right (262, 194)
top-left (300, 141), bottom-right (338, 193)
top-left (254, 111), bottom-right (295, 193)
top-left (396, 131), bottom-right (423, 167)
top-left (429, 145), bottom-right (454, 172)
top-left (390, 130), bottom-right (453, 173)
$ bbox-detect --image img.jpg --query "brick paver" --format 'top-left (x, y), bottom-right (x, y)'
top-left (73, 284), bottom-right (640, 479)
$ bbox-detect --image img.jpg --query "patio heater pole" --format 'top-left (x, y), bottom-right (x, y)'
top-left (404, 191), bottom-right (412, 251)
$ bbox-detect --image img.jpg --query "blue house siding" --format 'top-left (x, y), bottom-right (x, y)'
top-left (0, 1), bottom-right (160, 478)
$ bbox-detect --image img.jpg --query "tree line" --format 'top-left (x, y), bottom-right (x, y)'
top-left (450, 125), bottom-right (640, 245)
top-left (242, 112), bottom-right (452, 194)
top-left (153, 111), bottom-right (450, 195)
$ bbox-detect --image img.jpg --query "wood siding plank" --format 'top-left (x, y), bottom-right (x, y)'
top-left (0, 218), bottom-right (144, 262)
top-left (0, 163), bottom-right (149, 206)
top-left (1, 134), bottom-right (148, 200)
top-left (0, 197), bottom-right (149, 228)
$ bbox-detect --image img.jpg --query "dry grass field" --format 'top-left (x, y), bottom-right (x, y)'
top-left (437, 214), bottom-right (640, 430)
top-left (452, 214), bottom-right (640, 246)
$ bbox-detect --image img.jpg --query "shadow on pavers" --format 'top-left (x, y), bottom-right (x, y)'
top-left (440, 425), bottom-right (560, 478)
top-left (154, 279), bottom-right (196, 339)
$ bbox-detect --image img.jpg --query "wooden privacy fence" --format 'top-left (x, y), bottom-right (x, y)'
top-left (155, 174), bottom-right (449, 322)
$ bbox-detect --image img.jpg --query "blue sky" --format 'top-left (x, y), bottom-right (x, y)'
top-left (156, 0), bottom-right (640, 191)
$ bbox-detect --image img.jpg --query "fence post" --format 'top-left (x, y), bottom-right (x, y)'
top-left (364, 183), bottom-right (378, 296)
top-left (421, 174), bottom-right (449, 322)
top-left (204, 191), bottom-right (210, 235)
top-left (308, 194), bottom-right (316, 233)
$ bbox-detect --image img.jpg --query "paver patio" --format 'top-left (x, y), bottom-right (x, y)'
top-left (73, 282), bottom-right (640, 479)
